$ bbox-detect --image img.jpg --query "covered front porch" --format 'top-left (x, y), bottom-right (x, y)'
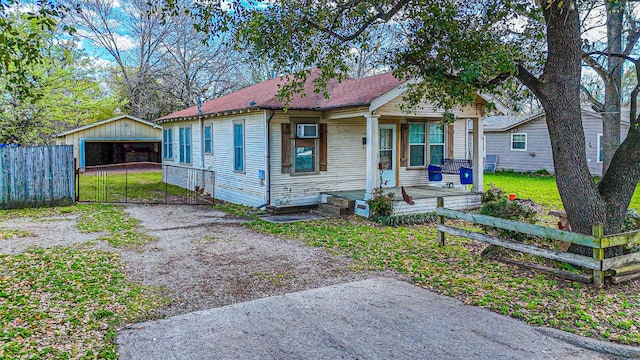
top-left (324, 185), bottom-right (482, 216)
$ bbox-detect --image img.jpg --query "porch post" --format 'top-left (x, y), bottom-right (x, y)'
top-left (472, 117), bottom-right (484, 193)
top-left (365, 113), bottom-right (380, 200)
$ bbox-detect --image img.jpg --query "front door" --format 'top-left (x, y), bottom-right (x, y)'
top-left (378, 124), bottom-right (396, 187)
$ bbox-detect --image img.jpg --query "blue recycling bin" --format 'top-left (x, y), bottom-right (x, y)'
top-left (459, 167), bottom-right (473, 185)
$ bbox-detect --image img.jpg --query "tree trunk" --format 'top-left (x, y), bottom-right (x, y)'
top-left (526, 1), bottom-right (640, 259)
top-left (601, 1), bottom-right (624, 174)
top-left (519, 2), bottom-right (609, 256)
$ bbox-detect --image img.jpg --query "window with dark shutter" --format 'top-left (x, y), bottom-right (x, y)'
top-left (319, 123), bottom-right (327, 171)
top-left (281, 123), bottom-right (291, 173)
top-left (447, 124), bottom-right (454, 158)
top-left (400, 123), bottom-right (408, 167)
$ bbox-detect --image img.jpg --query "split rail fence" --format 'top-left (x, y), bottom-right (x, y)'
top-left (436, 197), bottom-right (640, 287)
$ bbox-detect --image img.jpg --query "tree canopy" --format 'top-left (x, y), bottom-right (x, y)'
top-left (168, 0), bottom-right (640, 241)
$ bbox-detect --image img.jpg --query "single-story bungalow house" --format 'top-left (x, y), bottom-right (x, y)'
top-left (156, 70), bottom-right (488, 215)
top-left (55, 115), bottom-right (162, 168)
top-left (474, 107), bottom-right (630, 176)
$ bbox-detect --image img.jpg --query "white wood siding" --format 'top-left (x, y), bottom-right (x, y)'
top-left (209, 113), bottom-right (266, 206)
top-left (270, 115), bottom-right (367, 206)
top-left (393, 193), bottom-right (481, 215)
top-left (377, 95), bottom-right (485, 118)
top-left (162, 113), bottom-right (267, 207)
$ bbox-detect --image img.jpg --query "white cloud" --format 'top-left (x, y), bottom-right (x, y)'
top-left (76, 29), bottom-right (136, 52)
top-left (112, 33), bottom-right (136, 51)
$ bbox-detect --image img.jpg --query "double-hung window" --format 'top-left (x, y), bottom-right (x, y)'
top-left (597, 134), bottom-right (603, 163)
top-left (409, 123), bottom-right (426, 167)
top-left (292, 121), bottom-right (319, 174)
top-left (294, 140), bottom-right (316, 173)
top-left (429, 123), bottom-right (445, 165)
top-left (511, 133), bottom-right (527, 151)
top-left (163, 128), bottom-right (173, 160)
top-left (204, 125), bottom-right (212, 154)
top-left (179, 126), bottom-right (192, 164)
top-left (233, 121), bottom-right (244, 172)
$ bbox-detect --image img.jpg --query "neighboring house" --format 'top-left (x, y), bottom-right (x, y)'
top-left (56, 115), bottom-right (162, 169)
top-left (156, 70), bottom-right (488, 214)
top-left (474, 107), bottom-right (630, 176)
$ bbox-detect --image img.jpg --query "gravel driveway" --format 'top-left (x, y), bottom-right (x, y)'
top-left (0, 204), bottom-right (398, 318)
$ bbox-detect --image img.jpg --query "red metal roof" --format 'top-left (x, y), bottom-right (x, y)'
top-left (156, 70), bottom-right (404, 122)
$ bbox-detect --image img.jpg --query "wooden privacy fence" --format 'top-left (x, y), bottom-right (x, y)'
top-left (436, 197), bottom-right (640, 287)
top-left (0, 145), bottom-right (75, 209)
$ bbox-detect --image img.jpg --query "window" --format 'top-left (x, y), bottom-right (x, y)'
top-left (294, 146), bottom-right (315, 173)
top-left (409, 123), bottom-right (426, 167)
top-left (179, 126), bottom-right (192, 164)
top-left (291, 120), bottom-right (320, 174)
top-left (429, 123), bottom-right (445, 165)
top-left (233, 121), bottom-right (244, 172)
top-left (511, 133), bottom-right (527, 151)
top-left (162, 128), bottom-right (173, 160)
top-left (597, 133), bottom-right (603, 163)
top-left (204, 125), bottom-right (212, 154)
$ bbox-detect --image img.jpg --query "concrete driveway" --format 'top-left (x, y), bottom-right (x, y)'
top-left (117, 278), bottom-right (629, 359)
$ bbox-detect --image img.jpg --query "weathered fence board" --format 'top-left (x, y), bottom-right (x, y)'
top-left (435, 207), bottom-right (599, 248)
top-left (600, 230), bottom-right (640, 248)
top-left (437, 224), bottom-right (601, 270)
top-left (0, 146), bottom-right (74, 209)
top-left (602, 252), bottom-right (640, 271)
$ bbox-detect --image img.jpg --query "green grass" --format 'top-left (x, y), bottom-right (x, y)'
top-left (0, 247), bottom-right (164, 359)
top-left (76, 204), bottom-right (156, 249)
top-left (78, 171), bottom-right (187, 203)
top-left (238, 215), bottom-right (640, 345)
top-left (0, 228), bottom-right (31, 240)
top-left (0, 205), bottom-right (78, 222)
top-left (485, 171), bottom-right (640, 211)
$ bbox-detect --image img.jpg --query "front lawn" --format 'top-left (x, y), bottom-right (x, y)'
top-left (0, 204), bottom-right (163, 358)
top-left (485, 171), bottom-right (640, 211)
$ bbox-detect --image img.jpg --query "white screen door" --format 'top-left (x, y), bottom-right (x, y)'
top-left (379, 124), bottom-right (397, 187)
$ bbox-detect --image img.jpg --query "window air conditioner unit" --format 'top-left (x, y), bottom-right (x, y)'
top-left (296, 124), bottom-right (318, 138)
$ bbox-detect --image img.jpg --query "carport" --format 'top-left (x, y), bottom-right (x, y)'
top-left (55, 115), bottom-right (162, 168)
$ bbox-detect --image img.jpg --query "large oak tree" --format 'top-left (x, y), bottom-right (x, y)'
top-left (171, 0), bottom-right (640, 242)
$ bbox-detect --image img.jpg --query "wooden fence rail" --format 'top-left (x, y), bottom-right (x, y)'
top-left (0, 145), bottom-right (75, 209)
top-left (436, 197), bottom-right (640, 287)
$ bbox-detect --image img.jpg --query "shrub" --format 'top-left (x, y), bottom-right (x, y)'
top-left (622, 209), bottom-right (640, 232)
top-left (482, 184), bottom-right (505, 203)
top-left (479, 198), bottom-right (538, 241)
top-left (367, 191), bottom-right (394, 218)
top-left (372, 212), bottom-right (437, 227)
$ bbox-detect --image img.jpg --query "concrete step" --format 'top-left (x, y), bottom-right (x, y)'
top-left (326, 196), bottom-right (354, 209)
top-left (316, 203), bottom-right (350, 216)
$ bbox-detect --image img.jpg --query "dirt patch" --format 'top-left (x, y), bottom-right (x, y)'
top-left (0, 215), bottom-right (105, 254)
top-left (0, 204), bottom-right (400, 318)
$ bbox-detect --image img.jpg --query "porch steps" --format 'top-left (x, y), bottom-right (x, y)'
top-left (315, 196), bottom-right (354, 216)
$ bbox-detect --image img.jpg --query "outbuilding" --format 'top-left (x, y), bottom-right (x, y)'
top-left (55, 115), bottom-right (162, 168)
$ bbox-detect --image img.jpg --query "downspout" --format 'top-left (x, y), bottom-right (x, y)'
top-left (199, 115), bottom-right (204, 169)
top-left (197, 97), bottom-right (204, 169)
top-left (258, 110), bottom-right (276, 209)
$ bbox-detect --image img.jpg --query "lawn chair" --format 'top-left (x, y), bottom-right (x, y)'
top-left (484, 154), bottom-right (498, 173)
